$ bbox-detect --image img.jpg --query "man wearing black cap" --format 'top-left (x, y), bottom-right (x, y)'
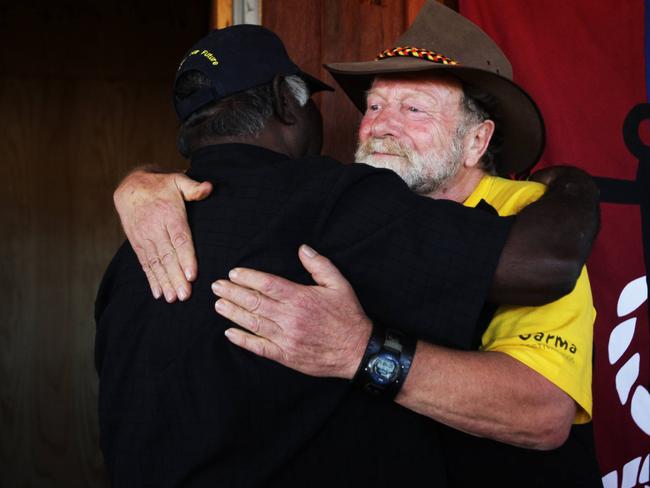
top-left (97, 19), bottom-right (598, 488)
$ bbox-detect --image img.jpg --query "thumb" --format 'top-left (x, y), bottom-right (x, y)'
top-left (175, 174), bottom-right (213, 201)
top-left (298, 244), bottom-right (350, 290)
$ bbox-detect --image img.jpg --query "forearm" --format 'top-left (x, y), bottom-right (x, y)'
top-left (491, 168), bottom-right (600, 305)
top-left (212, 249), bottom-right (576, 450)
top-left (395, 341), bottom-right (575, 450)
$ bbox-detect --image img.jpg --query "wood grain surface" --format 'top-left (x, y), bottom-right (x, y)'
top-left (0, 2), bottom-right (209, 486)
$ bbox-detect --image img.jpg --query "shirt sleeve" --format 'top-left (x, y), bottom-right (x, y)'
top-left (481, 266), bottom-right (595, 423)
top-left (312, 162), bottom-right (513, 351)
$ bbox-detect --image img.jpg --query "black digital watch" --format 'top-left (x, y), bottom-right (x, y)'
top-left (352, 325), bottom-right (415, 399)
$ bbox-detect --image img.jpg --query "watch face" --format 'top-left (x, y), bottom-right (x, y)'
top-left (368, 352), bottom-right (400, 385)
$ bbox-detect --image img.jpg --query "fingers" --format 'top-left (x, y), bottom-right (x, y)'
top-left (224, 327), bottom-right (283, 363)
top-left (143, 238), bottom-right (180, 303)
top-left (216, 298), bottom-right (280, 338)
top-left (138, 231), bottom-right (192, 303)
top-left (122, 220), bottom-right (171, 301)
top-left (212, 279), bottom-right (281, 318)
top-left (165, 213), bottom-right (197, 282)
top-left (226, 267), bottom-right (305, 302)
top-left (135, 236), bottom-right (189, 303)
top-left (164, 174), bottom-right (210, 286)
top-left (131, 243), bottom-right (162, 299)
top-left (298, 244), bottom-right (351, 291)
top-left (156, 176), bottom-right (210, 295)
top-left (171, 234), bottom-right (197, 283)
top-left (160, 236), bottom-right (192, 302)
top-left (136, 222), bottom-right (187, 303)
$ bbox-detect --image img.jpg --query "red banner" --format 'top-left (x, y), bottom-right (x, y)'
top-left (460, 1), bottom-right (650, 486)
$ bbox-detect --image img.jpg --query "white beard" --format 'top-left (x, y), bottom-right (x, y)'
top-left (354, 135), bottom-right (465, 195)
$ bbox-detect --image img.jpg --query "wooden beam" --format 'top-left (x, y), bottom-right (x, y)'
top-left (210, 0), bottom-right (233, 29)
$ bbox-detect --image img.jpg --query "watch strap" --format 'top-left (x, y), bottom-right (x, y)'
top-left (352, 324), bottom-right (415, 400)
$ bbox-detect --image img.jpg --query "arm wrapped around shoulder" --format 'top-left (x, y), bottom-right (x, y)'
top-left (490, 166), bottom-right (600, 305)
top-left (113, 166), bottom-right (213, 302)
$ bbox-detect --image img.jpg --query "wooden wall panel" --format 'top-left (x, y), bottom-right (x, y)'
top-left (0, 1), bottom-right (210, 486)
top-left (0, 75), bottom-right (189, 488)
top-left (319, 0), bottom-right (408, 162)
top-left (263, 0), bottom-right (323, 80)
top-left (212, 0), bottom-right (233, 28)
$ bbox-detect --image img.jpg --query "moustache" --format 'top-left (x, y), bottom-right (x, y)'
top-left (357, 138), bottom-right (414, 159)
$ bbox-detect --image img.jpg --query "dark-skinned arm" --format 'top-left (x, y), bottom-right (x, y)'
top-left (491, 166), bottom-right (600, 305)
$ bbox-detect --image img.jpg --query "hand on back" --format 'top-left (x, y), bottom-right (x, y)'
top-left (113, 168), bottom-right (212, 301)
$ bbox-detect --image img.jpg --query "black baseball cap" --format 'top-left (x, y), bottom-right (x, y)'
top-left (173, 24), bottom-right (334, 122)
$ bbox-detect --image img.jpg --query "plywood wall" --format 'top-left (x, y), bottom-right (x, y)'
top-left (0, 2), bottom-right (209, 485)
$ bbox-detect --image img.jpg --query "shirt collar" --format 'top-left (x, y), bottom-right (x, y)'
top-left (190, 143), bottom-right (291, 172)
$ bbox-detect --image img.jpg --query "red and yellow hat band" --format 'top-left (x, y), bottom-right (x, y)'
top-left (375, 46), bottom-right (458, 65)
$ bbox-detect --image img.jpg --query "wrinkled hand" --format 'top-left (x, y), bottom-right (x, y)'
top-left (113, 168), bottom-right (212, 302)
top-left (212, 245), bottom-right (372, 379)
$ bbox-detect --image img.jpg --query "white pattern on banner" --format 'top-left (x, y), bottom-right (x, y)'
top-left (602, 276), bottom-right (650, 487)
top-left (610, 276), bottom-right (650, 434)
top-left (602, 453), bottom-right (649, 488)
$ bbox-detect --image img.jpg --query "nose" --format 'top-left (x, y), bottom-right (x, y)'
top-left (369, 105), bottom-right (402, 139)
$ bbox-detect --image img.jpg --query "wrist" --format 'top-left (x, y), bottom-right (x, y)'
top-left (351, 324), bottom-right (416, 399)
top-left (342, 317), bottom-right (373, 380)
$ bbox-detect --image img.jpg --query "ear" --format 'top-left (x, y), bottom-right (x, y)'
top-left (272, 75), bottom-right (298, 125)
top-left (463, 119), bottom-right (495, 169)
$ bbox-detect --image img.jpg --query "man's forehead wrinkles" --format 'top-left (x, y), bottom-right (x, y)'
top-left (368, 83), bottom-right (447, 109)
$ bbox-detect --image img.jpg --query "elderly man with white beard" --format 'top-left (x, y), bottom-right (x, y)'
top-left (110, 2), bottom-right (601, 486)
top-left (355, 74), bottom-right (488, 201)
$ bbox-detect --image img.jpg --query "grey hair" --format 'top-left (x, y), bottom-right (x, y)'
top-left (284, 75), bottom-right (309, 107)
top-left (459, 85), bottom-right (503, 175)
top-left (175, 73), bottom-right (309, 157)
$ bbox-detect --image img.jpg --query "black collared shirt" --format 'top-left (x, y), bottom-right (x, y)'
top-left (95, 144), bottom-right (512, 487)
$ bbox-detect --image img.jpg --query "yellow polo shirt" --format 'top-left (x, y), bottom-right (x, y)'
top-left (464, 175), bottom-right (595, 423)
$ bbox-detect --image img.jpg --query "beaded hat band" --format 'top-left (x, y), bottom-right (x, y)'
top-left (375, 46), bottom-right (458, 66)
